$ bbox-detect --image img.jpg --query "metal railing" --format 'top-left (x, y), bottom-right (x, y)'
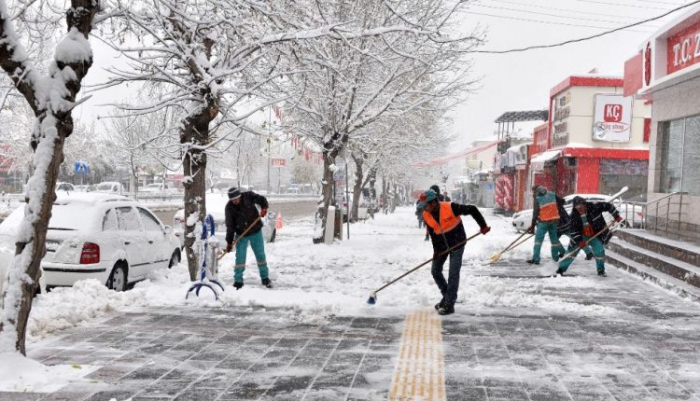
top-left (641, 191), bottom-right (689, 235)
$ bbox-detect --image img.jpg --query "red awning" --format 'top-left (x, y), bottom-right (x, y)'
top-left (561, 147), bottom-right (649, 160)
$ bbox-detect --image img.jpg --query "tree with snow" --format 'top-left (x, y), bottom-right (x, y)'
top-left (282, 0), bottom-right (482, 242)
top-left (0, 0), bottom-right (111, 354)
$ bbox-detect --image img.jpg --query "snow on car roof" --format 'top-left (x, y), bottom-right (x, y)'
top-left (54, 192), bottom-right (130, 206)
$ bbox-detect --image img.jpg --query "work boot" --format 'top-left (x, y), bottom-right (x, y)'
top-left (262, 278), bottom-right (273, 289)
top-left (233, 282), bottom-right (244, 290)
top-left (553, 268), bottom-right (565, 277)
top-left (437, 304), bottom-right (455, 316)
top-left (434, 297), bottom-right (445, 311)
top-left (526, 259), bottom-right (540, 265)
top-left (597, 270), bottom-right (607, 277)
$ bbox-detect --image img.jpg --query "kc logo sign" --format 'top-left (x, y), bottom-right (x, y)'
top-left (592, 94), bottom-right (632, 142)
top-left (604, 104), bottom-right (623, 122)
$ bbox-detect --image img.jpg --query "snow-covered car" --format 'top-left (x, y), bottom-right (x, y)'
top-left (94, 181), bottom-right (126, 195)
top-left (55, 182), bottom-right (75, 192)
top-left (172, 192), bottom-right (276, 248)
top-left (74, 184), bottom-right (96, 192)
top-left (0, 193), bottom-right (181, 292)
top-left (511, 191), bottom-right (627, 232)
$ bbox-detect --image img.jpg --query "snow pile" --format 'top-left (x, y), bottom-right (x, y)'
top-left (28, 280), bottom-right (148, 341)
top-left (0, 351), bottom-right (97, 392)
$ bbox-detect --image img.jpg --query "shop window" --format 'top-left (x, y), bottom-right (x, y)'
top-left (599, 159), bottom-right (649, 199)
top-left (660, 117), bottom-right (700, 196)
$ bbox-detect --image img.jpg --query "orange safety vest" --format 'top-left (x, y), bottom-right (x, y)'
top-left (423, 202), bottom-right (462, 234)
top-left (536, 192), bottom-right (559, 222)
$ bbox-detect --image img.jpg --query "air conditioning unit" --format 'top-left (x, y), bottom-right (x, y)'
top-left (564, 157), bottom-right (577, 167)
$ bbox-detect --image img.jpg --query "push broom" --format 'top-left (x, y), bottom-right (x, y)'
top-left (218, 216), bottom-right (262, 260)
top-left (367, 230), bottom-right (482, 305)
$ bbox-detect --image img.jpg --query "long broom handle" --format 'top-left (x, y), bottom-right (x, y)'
top-left (372, 231), bottom-right (482, 295)
top-left (501, 231), bottom-right (530, 254)
top-left (218, 216), bottom-right (262, 260)
top-left (506, 233), bottom-right (534, 253)
top-left (559, 220), bottom-right (618, 263)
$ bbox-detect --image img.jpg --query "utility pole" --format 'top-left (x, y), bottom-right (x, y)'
top-left (267, 106), bottom-right (272, 194)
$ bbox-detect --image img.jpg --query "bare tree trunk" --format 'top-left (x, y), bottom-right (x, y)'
top-left (351, 154), bottom-right (363, 222)
top-left (181, 111), bottom-right (211, 281)
top-left (313, 149), bottom-right (338, 244)
top-left (367, 168), bottom-right (377, 219)
top-left (0, 0), bottom-right (99, 355)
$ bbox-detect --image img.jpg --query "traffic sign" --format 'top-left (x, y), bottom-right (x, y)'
top-left (74, 161), bottom-right (89, 175)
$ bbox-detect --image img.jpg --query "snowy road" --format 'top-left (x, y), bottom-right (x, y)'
top-left (4, 207), bottom-right (700, 400)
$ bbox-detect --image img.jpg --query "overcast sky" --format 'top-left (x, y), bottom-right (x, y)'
top-left (447, 0), bottom-right (695, 150)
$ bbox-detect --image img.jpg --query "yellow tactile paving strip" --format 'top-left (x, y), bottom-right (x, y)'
top-left (389, 310), bottom-right (446, 401)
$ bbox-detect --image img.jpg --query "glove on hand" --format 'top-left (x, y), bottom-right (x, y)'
top-left (615, 215), bottom-right (623, 223)
top-left (225, 242), bottom-right (233, 253)
top-left (578, 242), bottom-right (587, 249)
top-left (480, 226), bottom-right (491, 235)
top-left (526, 226), bottom-right (535, 234)
top-left (260, 208), bottom-right (267, 218)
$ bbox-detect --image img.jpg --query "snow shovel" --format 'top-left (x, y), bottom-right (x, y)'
top-left (367, 230), bottom-right (483, 305)
top-left (218, 216), bottom-right (262, 260)
top-left (558, 220), bottom-right (620, 264)
top-left (489, 231), bottom-right (532, 263)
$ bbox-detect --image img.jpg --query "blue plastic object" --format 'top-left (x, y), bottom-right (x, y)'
top-left (186, 214), bottom-right (225, 300)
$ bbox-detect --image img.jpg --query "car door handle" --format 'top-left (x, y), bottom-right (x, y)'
top-left (124, 241), bottom-right (131, 245)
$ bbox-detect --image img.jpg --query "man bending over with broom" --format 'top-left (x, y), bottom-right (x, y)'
top-left (224, 187), bottom-right (272, 290)
top-left (555, 196), bottom-right (622, 277)
top-left (419, 189), bottom-right (490, 315)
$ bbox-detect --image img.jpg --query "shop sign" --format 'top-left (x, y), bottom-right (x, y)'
top-left (592, 94), bottom-right (632, 142)
top-left (271, 157), bottom-right (286, 167)
top-left (667, 19), bottom-right (700, 75)
top-left (552, 131), bottom-right (569, 147)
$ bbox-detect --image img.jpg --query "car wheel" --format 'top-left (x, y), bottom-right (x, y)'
top-left (108, 263), bottom-right (128, 292)
top-left (169, 249), bottom-right (181, 268)
top-left (269, 228), bottom-right (276, 243)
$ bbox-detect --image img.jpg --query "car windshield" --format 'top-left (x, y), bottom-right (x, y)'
top-left (97, 183), bottom-right (114, 191)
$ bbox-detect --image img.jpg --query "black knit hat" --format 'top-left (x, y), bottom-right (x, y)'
top-left (227, 187), bottom-right (241, 199)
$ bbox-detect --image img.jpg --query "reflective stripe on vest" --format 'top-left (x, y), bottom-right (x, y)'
top-left (537, 192), bottom-right (559, 222)
top-left (423, 202), bottom-right (462, 234)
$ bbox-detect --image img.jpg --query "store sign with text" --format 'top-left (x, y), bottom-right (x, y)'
top-left (592, 94), bottom-right (632, 142)
top-left (667, 19), bottom-right (700, 75)
top-left (271, 158), bottom-right (286, 167)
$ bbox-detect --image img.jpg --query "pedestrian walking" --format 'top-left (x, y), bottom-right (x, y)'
top-left (556, 196), bottom-right (622, 277)
top-left (224, 187), bottom-right (273, 290)
top-left (526, 186), bottom-right (566, 265)
top-left (415, 199), bottom-right (425, 229)
top-left (421, 189), bottom-right (490, 315)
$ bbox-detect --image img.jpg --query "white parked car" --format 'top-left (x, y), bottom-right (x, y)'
top-left (0, 193), bottom-right (181, 292)
top-left (173, 193), bottom-right (276, 248)
top-left (511, 190), bottom-right (630, 232)
top-left (55, 182), bottom-right (75, 192)
top-left (94, 181), bottom-right (126, 195)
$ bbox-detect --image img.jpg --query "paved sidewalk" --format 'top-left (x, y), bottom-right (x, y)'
top-left (8, 258), bottom-right (700, 401)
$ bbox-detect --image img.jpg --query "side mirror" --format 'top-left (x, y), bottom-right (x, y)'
top-left (164, 225), bottom-right (173, 234)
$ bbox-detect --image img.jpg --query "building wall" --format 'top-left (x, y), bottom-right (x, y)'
top-left (558, 86), bottom-right (649, 148)
top-left (648, 74), bottom-right (700, 231)
top-left (576, 157), bottom-right (601, 194)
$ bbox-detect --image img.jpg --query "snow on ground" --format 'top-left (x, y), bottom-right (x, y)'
top-left (0, 351), bottom-right (98, 392)
top-left (23, 207), bottom-right (618, 344)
